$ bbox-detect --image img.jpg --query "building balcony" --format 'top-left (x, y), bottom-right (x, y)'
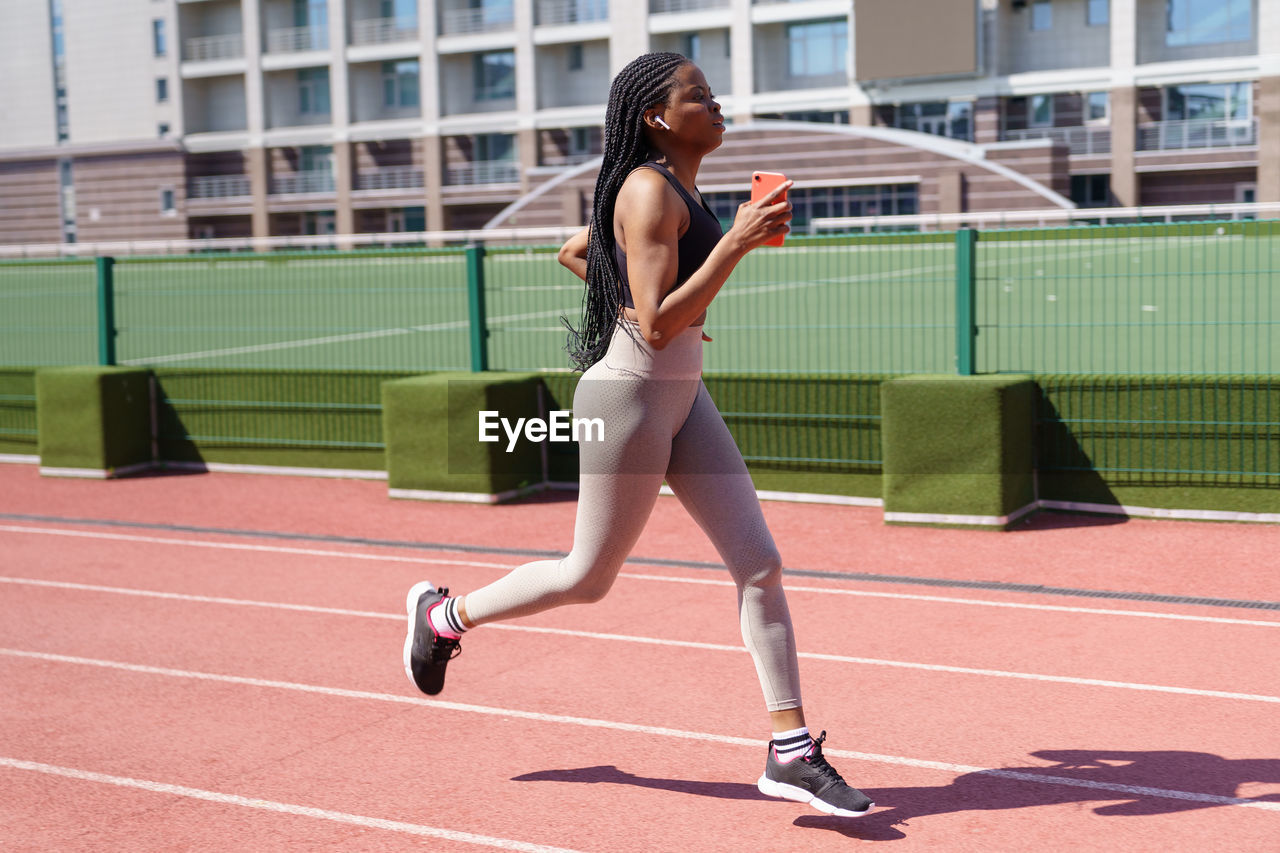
top-left (355, 166), bottom-right (425, 191)
top-left (350, 17), bottom-right (419, 46)
top-left (440, 7), bottom-right (515, 35)
top-left (536, 0), bottom-right (609, 25)
top-left (650, 0), bottom-right (729, 13)
top-left (189, 175), bottom-right (252, 198)
top-left (270, 171), bottom-right (336, 194)
top-left (541, 153), bottom-right (598, 167)
top-left (446, 161), bottom-right (521, 185)
top-left (184, 33), bottom-right (244, 62)
top-left (1137, 118), bottom-right (1257, 152)
top-left (266, 25), bottom-right (329, 53)
top-left (1002, 125), bottom-right (1112, 156)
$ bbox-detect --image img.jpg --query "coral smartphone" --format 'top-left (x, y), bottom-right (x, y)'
top-left (750, 171), bottom-right (789, 247)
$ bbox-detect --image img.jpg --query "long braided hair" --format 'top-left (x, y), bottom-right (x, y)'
top-left (564, 52), bottom-right (690, 371)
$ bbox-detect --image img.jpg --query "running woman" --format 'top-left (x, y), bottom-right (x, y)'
top-left (404, 52), bottom-right (873, 818)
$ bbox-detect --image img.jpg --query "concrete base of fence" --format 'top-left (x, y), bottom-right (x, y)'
top-left (36, 366), bottom-right (153, 478)
top-left (382, 372), bottom-right (545, 502)
top-left (881, 375), bottom-right (1036, 529)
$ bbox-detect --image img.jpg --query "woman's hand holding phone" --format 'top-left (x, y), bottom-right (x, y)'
top-left (728, 171), bottom-right (793, 252)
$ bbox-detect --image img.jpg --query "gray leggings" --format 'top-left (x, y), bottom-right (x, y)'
top-left (462, 321), bottom-right (802, 711)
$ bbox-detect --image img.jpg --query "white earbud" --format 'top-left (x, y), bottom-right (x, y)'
top-left (654, 116), bottom-right (671, 130)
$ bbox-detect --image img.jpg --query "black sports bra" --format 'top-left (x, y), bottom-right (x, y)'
top-left (614, 162), bottom-right (724, 309)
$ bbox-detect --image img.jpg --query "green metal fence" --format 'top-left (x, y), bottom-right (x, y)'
top-left (2, 220), bottom-right (1277, 485)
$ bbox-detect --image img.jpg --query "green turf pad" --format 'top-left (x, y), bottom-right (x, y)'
top-left (881, 375), bottom-right (1035, 527)
top-left (0, 368), bottom-right (38, 456)
top-left (383, 372), bottom-right (546, 500)
top-left (36, 366), bottom-right (153, 475)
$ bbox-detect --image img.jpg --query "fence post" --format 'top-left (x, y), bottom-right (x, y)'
top-left (955, 229), bottom-right (977, 376)
top-left (465, 244), bottom-right (488, 372)
top-left (96, 256), bottom-right (117, 366)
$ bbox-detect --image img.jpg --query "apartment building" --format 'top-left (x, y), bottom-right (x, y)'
top-left (1, 0), bottom-right (1277, 245)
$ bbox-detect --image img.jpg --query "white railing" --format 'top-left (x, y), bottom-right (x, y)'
top-left (265, 25), bottom-right (328, 53)
top-left (1002, 125), bottom-right (1111, 155)
top-left (355, 166), bottom-right (424, 191)
top-left (541, 153), bottom-right (599, 167)
top-left (446, 161), bottom-right (521, 185)
top-left (536, 0), bottom-right (609, 26)
top-left (810, 201), bottom-right (1280, 233)
top-left (650, 0), bottom-right (729, 13)
top-left (349, 17), bottom-right (419, 46)
top-left (1138, 118), bottom-right (1258, 151)
top-left (439, 6), bottom-right (515, 35)
top-left (269, 171), bottom-right (336, 195)
top-left (183, 33), bottom-right (244, 62)
top-left (188, 175), bottom-right (252, 199)
top-left (0, 226), bottom-right (585, 258)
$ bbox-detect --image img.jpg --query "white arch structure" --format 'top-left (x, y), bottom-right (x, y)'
top-left (482, 120), bottom-right (1075, 231)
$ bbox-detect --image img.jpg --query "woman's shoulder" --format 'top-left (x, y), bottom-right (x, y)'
top-left (617, 165), bottom-right (686, 217)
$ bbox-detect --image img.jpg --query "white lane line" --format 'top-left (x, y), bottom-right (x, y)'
top-left (3, 577), bottom-right (1277, 704)
top-left (2, 649), bottom-right (1278, 814)
top-left (3, 523), bottom-right (1279, 629)
top-left (621, 573), bottom-right (1280, 629)
top-left (0, 757), bottom-right (586, 853)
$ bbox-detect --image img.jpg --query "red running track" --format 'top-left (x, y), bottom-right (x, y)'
top-left (1, 462), bottom-right (1278, 851)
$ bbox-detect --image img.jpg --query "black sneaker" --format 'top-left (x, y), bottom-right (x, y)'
top-left (402, 581), bottom-right (461, 696)
top-left (757, 731), bottom-right (874, 817)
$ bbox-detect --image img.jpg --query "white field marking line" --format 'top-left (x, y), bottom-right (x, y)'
top-left (723, 238), bottom-right (1139, 299)
top-left (0, 757), bottom-right (586, 853)
top-left (618, 573), bottom-right (1280, 629)
top-left (2, 649), bottom-right (1278, 814)
top-left (3, 522), bottom-right (1279, 629)
top-left (126, 305), bottom-right (566, 366)
top-left (3, 575), bottom-right (1278, 704)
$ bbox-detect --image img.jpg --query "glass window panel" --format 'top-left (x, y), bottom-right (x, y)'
top-left (1031, 0), bottom-right (1052, 30)
top-left (1087, 91), bottom-right (1109, 120)
top-left (1088, 0), bottom-right (1108, 26)
top-left (1230, 81), bottom-right (1249, 119)
top-left (1030, 94), bottom-right (1052, 126)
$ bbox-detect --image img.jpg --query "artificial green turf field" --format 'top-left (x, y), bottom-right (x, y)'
top-left (3, 224), bottom-right (1276, 375)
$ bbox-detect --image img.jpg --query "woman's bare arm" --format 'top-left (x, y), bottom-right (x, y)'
top-left (618, 171), bottom-right (791, 349)
top-left (557, 226), bottom-right (590, 282)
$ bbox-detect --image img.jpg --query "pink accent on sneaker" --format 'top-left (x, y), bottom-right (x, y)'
top-left (772, 744), bottom-right (814, 765)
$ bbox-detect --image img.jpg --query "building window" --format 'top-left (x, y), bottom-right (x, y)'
top-left (1029, 94), bottom-right (1053, 127)
top-left (1070, 174), bottom-right (1110, 208)
top-left (1166, 0), bottom-right (1251, 46)
top-left (1165, 82), bottom-right (1250, 121)
top-left (156, 78), bottom-right (169, 103)
top-left (158, 122), bottom-right (170, 137)
top-left (380, 0), bottom-right (418, 26)
top-left (567, 44), bottom-right (584, 71)
top-left (682, 33), bottom-right (701, 62)
top-left (1031, 0), bottom-right (1052, 30)
top-left (382, 60), bottom-right (419, 108)
top-left (475, 133), bottom-right (515, 162)
top-left (1087, 91), bottom-right (1109, 122)
top-left (895, 102), bottom-right (972, 141)
top-left (706, 184), bottom-right (917, 230)
top-left (474, 50), bottom-right (515, 100)
top-left (1087, 0), bottom-right (1108, 26)
top-left (570, 127), bottom-right (591, 155)
top-left (160, 187), bottom-right (176, 214)
top-left (1236, 183), bottom-right (1256, 204)
top-left (786, 19), bottom-right (847, 78)
top-left (152, 19), bottom-right (166, 56)
top-left (298, 67), bottom-right (331, 114)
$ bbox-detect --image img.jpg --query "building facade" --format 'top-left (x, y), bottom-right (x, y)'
top-left (1, 0), bottom-right (1277, 244)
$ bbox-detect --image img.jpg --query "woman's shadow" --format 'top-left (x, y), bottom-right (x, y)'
top-left (513, 749), bottom-right (1280, 842)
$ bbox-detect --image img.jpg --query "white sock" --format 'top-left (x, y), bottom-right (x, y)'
top-left (772, 726), bottom-right (812, 763)
top-left (428, 596), bottom-right (467, 639)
